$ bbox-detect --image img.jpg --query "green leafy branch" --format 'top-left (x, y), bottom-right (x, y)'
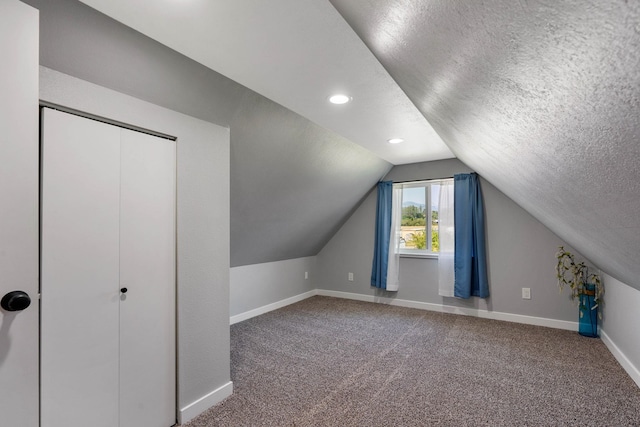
top-left (555, 246), bottom-right (603, 317)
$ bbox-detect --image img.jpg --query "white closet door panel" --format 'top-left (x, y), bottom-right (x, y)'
top-left (119, 129), bottom-right (176, 427)
top-left (41, 109), bottom-right (121, 427)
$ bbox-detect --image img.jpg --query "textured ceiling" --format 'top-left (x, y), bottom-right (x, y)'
top-left (330, 0), bottom-right (640, 290)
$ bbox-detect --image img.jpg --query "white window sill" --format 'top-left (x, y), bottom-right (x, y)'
top-left (398, 252), bottom-right (439, 259)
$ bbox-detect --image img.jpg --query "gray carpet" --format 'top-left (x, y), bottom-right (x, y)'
top-left (183, 296), bottom-right (640, 426)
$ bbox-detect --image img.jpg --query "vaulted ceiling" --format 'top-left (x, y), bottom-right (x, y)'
top-left (328, 0), bottom-right (640, 291)
top-left (28, 0), bottom-right (640, 290)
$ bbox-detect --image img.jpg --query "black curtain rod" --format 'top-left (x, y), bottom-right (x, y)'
top-left (384, 177), bottom-right (455, 184)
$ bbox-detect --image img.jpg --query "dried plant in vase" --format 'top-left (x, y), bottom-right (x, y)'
top-left (555, 246), bottom-right (603, 337)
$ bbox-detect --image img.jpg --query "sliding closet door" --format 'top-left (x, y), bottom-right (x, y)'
top-left (119, 129), bottom-right (176, 427)
top-left (41, 109), bottom-right (121, 427)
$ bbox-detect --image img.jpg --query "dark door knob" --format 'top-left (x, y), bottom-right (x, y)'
top-left (1, 291), bottom-right (31, 312)
top-left (120, 288), bottom-right (128, 294)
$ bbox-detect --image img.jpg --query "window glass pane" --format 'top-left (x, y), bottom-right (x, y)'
top-left (431, 184), bottom-right (440, 252)
top-left (401, 186), bottom-right (427, 250)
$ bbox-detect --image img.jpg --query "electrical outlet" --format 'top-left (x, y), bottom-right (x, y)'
top-left (522, 288), bottom-right (531, 300)
top-left (305, 271), bottom-right (309, 280)
top-left (348, 272), bottom-right (354, 281)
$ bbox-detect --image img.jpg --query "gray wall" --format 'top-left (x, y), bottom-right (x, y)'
top-left (23, 0), bottom-right (391, 268)
top-left (39, 67), bottom-right (231, 417)
top-left (316, 159), bottom-right (583, 322)
top-left (230, 257), bottom-right (316, 319)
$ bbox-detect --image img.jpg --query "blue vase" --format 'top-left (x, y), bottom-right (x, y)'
top-left (579, 283), bottom-right (598, 337)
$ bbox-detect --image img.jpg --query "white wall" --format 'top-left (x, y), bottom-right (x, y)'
top-left (600, 274), bottom-right (640, 387)
top-left (39, 67), bottom-right (231, 424)
top-left (316, 159), bottom-right (584, 328)
top-left (230, 257), bottom-right (316, 323)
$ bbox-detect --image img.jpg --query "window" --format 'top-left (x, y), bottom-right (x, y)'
top-left (395, 179), bottom-right (452, 257)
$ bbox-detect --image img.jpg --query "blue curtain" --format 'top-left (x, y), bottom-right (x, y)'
top-left (371, 181), bottom-right (393, 289)
top-left (454, 173), bottom-right (489, 298)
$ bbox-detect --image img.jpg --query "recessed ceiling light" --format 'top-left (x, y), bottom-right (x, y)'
top-left (329, 94), bottom-right (352, 104)
top-left (388, 138), bottom-right (404, 144)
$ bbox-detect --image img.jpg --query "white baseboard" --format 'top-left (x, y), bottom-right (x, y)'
top-left (230, 290), bottom-right (317, 325)
top-left (229, 288), bottom-right (578, 330)
top-left (179, 381), bottom-right (233, 424)
top-left (316, 289), bottom-right (578, 331)
top-left (229, 289), bottom-right (578, 331)
top-left (600, 330), bottom-right (640, 389)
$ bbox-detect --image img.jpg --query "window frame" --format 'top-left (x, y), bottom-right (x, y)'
top-left (395, 178), bottom-right (452, 259)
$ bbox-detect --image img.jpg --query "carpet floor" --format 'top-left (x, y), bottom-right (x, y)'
top-left (183, 296), bottom-right (640, 426)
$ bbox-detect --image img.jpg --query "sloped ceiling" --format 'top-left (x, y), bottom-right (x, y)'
top-left (24, 0), bottom-right (391, 267)
top-left (76, 0), bottom-right (453, 164)
top-left (329, 0), bottom-right (640, 290)
top-left (27, 0), bottom-right (640, 289)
